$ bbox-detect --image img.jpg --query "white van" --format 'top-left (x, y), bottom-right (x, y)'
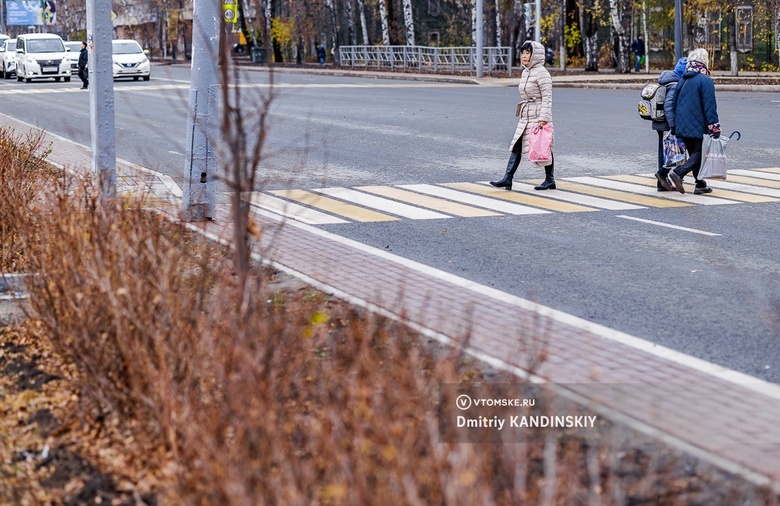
top-left (15, 33), bottom-right (71, 83)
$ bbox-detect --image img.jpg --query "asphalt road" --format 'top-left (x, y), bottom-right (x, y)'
top-left (2, 66), bottom-right (779, 382)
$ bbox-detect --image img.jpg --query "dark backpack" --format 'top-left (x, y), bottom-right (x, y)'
top-left (638, 83), bottom-right (666, 121)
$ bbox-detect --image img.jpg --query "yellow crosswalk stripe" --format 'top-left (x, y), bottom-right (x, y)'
top-left (269, 189), bottom-right (398, 222)
top-left (607, 175), bottom-right (779, 203)
top-left (725, 175), bottom-right (780, 189)
top-left (444, 182), bottom-right (597, 212)
top-left (753, 168), bottom-right (780, 174)
top-left (356, 185), bottom-right (500, 217)
top-left (525, 180), bottom-right (693, 207)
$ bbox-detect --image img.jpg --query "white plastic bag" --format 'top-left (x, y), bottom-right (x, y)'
top-left (698, 134), bottom-right (728, 180)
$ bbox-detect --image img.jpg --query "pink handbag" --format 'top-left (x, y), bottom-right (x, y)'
top-left (528, 124), bottom-right (553, 164)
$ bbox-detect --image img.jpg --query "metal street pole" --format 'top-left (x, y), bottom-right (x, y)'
top-left (535, 0), bottom-right (541, 42)
top-left (182, 0), bottom-right (220, 221)
top-left (476, 0), bottom-right (483, 77)
top-left (86, 0), bottom-right (117, 199)
top-left (674, 0), bottom-right (683, 60)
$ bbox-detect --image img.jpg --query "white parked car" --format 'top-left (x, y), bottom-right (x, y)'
top-left (15, 33), bottom-right (71, 83)
top-left (112, 40), bottom-right (150, 81)
top-left (63, 41), bottom-right (82, 74)
top-left (0, 38), bottom-right (17, 79)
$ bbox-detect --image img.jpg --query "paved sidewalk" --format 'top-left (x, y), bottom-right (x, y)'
top-left (3, 108), bottom-right (780, 492)
top-left (235, 63), bottom-right (780, 91)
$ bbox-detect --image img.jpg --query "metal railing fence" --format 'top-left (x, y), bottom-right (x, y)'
top-left (339, 45), bottom-right (514, 77)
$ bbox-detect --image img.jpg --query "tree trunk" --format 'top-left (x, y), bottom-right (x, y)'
top-left (495, 0), bottom-right (502, 46)
top-left (559, 0), bottom-right (566, 69)
top-left (326, 0), bottom-right (340, 64)
top-left (402, 0), bottom-right (415, 45)
top-left (346, 0), bottom-right (356, 45)
top-left (608, 0), bottom-right (631, 73)
top-left (580, 0), bottom-right (599, 71)
top-left (729, 9), bottom-right (738, 76)
top-left (775, 3), bottom-right (780, 64)
top-left (263, 0), bottom-right (272, 53)
top-left (472, 0), bottom-right (477, 45)
top-left (379, 0), bottom-right (391, 45)
top-left (357, 0), bottom-right (370, 45)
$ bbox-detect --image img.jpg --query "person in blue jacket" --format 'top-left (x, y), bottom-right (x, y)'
top-left (668, 48), bottom-right (721, 195)
top-left (653, 57), bottom-right (686, 191)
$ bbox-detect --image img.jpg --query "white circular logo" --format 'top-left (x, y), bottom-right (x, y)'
top-left (223, 10), bottom-right (235, 20)
top-left (456, 394), bottom-right (472, 410)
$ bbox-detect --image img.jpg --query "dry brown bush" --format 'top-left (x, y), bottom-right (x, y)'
top-left (0, 127), bottom-right (58, 272)
top-left (2, 129), bottom-right (776, 505)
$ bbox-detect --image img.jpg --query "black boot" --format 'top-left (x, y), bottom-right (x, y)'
top-left (655, 167), bottom-right (675, 191)
top-left (490, 152), bottom-right (521, 190)
top-left (534, 158), bottom-right (556, 190)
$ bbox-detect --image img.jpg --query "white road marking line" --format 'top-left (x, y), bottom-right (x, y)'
top-left (314, 187), bottom-right (451, 220)
top-left (705, 180), bottom-right (780, 198)
top-left (492, 181), bottom-right (646, 210)
top-left (399, 184), bottom-right (550, 215)
top-left (246, 192), bottom-right (348, 224)
top-left (730, 169), bottom-right (780, 181)
top-left (567, 176), bottom-right (741, 206)
top-left (617, 215), bottom-right (721, 236)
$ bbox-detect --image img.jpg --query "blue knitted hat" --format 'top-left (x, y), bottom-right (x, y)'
top-left (674, 57), bottom-right (687, 77)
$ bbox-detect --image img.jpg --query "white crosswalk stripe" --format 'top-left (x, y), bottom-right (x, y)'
top-left (498, 182), bottom-right (645, 210)
top-left (703, 180), bottom-right (780, 198)
top-left (246, 192), bottom-right (348, 225)
top-left (245, 168), bottom-right (780, 225)
top-left (730, 169), bottom-right (780, 182)
top-left (313, 187), bottom-right (451, 220)
top-left (566, 176), bottom-right (741, 206)
top-left (398, 184), bottom-right (550, 215)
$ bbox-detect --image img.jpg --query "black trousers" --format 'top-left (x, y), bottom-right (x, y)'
top-left (676, 136), bottom-right (706, 188)
top-left (78, 67), bottom-right (88, 88)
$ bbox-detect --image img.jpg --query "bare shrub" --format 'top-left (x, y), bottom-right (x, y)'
top-left (20, 175), bottom-right (230, 450)
top-left (0, 127), bottom-right (58, 272)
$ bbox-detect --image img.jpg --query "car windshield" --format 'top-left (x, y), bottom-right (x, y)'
top-left (3, 40), bottom-right (14, 51)
top-left (65, 43), bottom-right (81, 52)
top-left (27, 39), bottom-right (65, 53)
top-left (113, 42), bottom-right (142, 55)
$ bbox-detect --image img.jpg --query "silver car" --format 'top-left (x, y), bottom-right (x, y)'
top-left (112, 40), bottom-right (151, 81)
top-left (64, 41), bottom-right (81, 74)
top-left (0, 38), bottom-right (17, 79)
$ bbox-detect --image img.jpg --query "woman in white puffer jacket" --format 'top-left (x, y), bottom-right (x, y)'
top-left (490, 40), bottom-right (556, 191)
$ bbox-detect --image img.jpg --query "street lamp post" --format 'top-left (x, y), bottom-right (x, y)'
top-left (674, 0), bottom-right (683, 60)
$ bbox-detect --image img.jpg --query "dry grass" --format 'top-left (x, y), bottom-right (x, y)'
top-left (1, 128), bottom-right (777, 505)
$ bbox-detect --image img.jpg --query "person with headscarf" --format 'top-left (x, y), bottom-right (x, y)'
top-left (490, 40), bottom-right (556, 192)
top-left (668, 48), bottom-right (721, 195)
top-left (653, 57), bottom-right (687, 191)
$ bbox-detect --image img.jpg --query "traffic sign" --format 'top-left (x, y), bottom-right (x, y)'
top-left (222, 0), bottom-right (237, 23)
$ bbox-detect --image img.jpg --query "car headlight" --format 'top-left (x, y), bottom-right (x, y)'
top-left (27, 57), bottom-right (36, 64)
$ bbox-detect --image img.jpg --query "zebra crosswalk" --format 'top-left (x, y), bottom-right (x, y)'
top-left (247, 168), bottom-right (780, 225)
